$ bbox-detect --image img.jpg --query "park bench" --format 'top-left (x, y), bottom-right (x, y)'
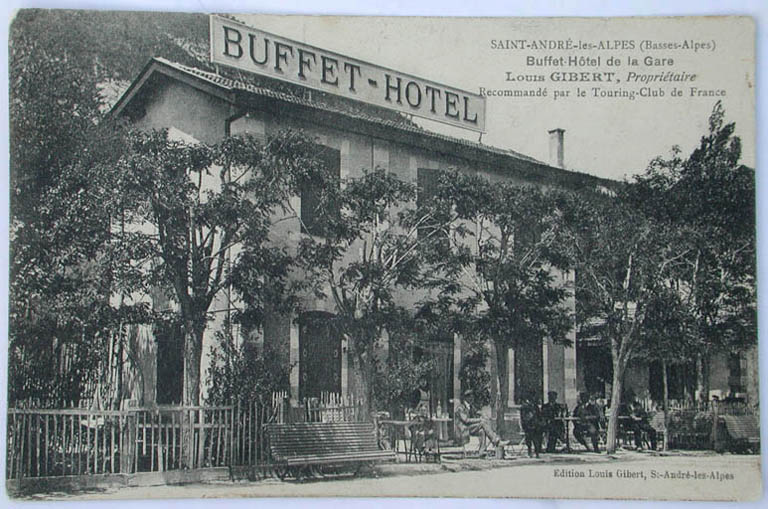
top-left (266, 421), bottom-right (396, 480)
top-left (716, 414), bottom-right (760, 454)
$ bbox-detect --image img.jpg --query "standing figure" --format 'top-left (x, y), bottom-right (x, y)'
top-left (541, 391), bottom-right (566, 453)
top-left (455, 391), bottom-right (506, 455)
top-left (520, 397), bottom-right (544, 458)
top-left (572, 392), bottom-right (601, 453)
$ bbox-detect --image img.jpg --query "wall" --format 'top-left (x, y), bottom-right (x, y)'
top-left (130, 75), bottom-right (582, 413)
top-left (129, 79), bottom-right (232, 403)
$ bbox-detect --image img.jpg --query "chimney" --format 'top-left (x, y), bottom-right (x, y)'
top-left (548, 128), bottom-right (565, 169)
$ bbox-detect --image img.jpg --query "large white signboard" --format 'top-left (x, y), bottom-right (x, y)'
top-left (210, 15), bottom-right (487, 132)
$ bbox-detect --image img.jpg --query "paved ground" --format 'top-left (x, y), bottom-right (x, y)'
top-left (16, 449), bottom-right (762, 502)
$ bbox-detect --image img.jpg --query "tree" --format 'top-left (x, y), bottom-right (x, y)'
top-left (626, 101), bottom-right (756, 399)
top-left (296, 168), bottom-right (435, 413)
top-left (572, 102), bottom-right (756, 453)
top-left (372, 310), bottom-right (436, 417)
top-left (9, 10), bottom-right (426, 408)
top-left (419, 170), bottom-right (573, 432)
top-left (8, 114), bottom-right (158, 407)
top-left (205, 319), bottom-right (291, 405)
top-left (113, 128), bottom-right (328, 410)
top-left (9, 9), bottom-right (211, 407)
top-left (10, 10), bottom-right (210, 220)
top-left (634, 284), bottom-right (700, 449)
top-left (568, 187), bottom-right (692, 453)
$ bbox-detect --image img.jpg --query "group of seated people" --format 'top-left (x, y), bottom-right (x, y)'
top-left (457, 390), bottom-right (659, 457)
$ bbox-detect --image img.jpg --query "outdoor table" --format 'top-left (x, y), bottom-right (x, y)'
top-left (379, 418), bottom-right (446, 462)
top-left (379, 420), bottom-right (417, 461)
top-left (431, 417), bottom-right (451, 441)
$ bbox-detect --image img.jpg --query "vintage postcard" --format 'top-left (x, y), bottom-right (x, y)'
top-left (6, 10), bottom-right (760, 502)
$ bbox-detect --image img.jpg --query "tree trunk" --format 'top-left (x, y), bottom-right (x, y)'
top-left (605, 355), bottom-right (626, 454)
top-left (115, 326), bottom-right (124, 409)
top-left (494, 341), bottom-right (509, 437)
top-left (662, 358), bottom-right (669, 451)
top-left (181, 320), bottom-right (205, 469)
top-left (357, 352), bottom-right (375, 419)
top-left (701, 352), bottom-right (711, 401)
top-left (182, 321), bottom-right (204, 406)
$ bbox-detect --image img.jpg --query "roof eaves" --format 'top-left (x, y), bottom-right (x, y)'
top-left (154, 59), bottom-right (550, 168)
top-left (114, 58), bottom-right (617, 189)
top-left (109, 57), bottom-right (236, 119)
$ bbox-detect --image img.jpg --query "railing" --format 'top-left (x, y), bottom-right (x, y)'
top-left (8, 408), bottom-right (122, 478)
top-left (230, 400), bottom-right (274, 467)
top-left (6, 406), bottom-right (234, 480)
top-left (273, 391), bottom-right (366, 424)
top-left (665, 400), bottom-right (758, 450)
top-left (7, 394), bottom-right (368, 480)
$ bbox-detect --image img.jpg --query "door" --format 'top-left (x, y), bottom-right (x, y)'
top-left (298, 312), bottom-right (342, 400)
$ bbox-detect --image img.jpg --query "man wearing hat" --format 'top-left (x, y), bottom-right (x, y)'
top-left (572, 392), bottom-right (601, 453)
top-left (541, 390), bottom-right (566, 453)
top-left (520, 396), bottom-right (544, 458)
top-left (455, 389), bottom-right (506, 455)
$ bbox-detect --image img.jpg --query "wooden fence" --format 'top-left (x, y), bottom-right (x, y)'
top-left (7, 395), bottom-right (366, 480)
top-left (665, 400), bottom-right (759, 450)
top-left (273, 392), bottom-right (366, 424)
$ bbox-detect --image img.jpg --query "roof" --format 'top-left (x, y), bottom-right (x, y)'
top-left (111, 57), bottom-right (615, 190)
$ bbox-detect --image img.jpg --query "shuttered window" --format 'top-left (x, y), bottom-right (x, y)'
top-left (417, 168), bottom-right (446, 244)
top-left (301, 146), bottom-right (341, 236)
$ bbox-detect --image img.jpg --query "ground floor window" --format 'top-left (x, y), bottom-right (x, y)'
top-left (649, 361), bottom-right (696, 401)
top-left (298, 311), bottom-right (341, 400)
top-left (576, 343), bottom-right (611, 399)
top-left (155, 321), bottom-right (183, 404)
top-left (515, 339), bottom-right (543, 404)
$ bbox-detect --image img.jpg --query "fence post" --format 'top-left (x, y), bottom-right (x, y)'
top-left (120, 402), bottom-right (137, 473)
top-left (196, 408), bottom-right (206, 468)
top-left (711, 400), bottom-right (719, 451)
top-left (231, 401), bottom-right (237, 468)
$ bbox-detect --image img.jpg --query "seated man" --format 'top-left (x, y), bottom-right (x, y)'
top-left (455, 391), bottom-right (506, 454)
top-left (572, 392), bottom-right (601, 453)
top-left (628, 400), bottom-right (657, 451)
top-left (541, 391), bottom-right (566, 453)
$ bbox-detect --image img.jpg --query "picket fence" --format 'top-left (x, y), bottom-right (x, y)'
top-left (6, 394), bottom-right (366, 480)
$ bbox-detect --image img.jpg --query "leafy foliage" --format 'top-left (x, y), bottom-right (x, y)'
top-left (417, 170), bottom-right (573, 417)
top-left (625, 101), bottom-right (756, 361)
top-left (373, 328), bottom-right (436, 415)
top-left (458, 338), bottom-right (492, 410)
top-left (9, 9), bottom-right (209, 406)
top-left (296, 168), bottom-right (430, 409)
top-left (419, 170), bottom-right (574, 348)
top-left (113, 128), bottom-right (330, 405)
top-left (571, 102), bottom-right (756, 452)
top-left (205, 321), bottom-right (290, 405)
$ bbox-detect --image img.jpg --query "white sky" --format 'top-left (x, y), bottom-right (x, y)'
top-left (236, 15), bottom-right (755, 182)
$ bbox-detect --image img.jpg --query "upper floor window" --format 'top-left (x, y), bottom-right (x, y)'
top-left (417, 167), bottom-right (444, 241)
top-left (301, 145), bottom-right (341, 236)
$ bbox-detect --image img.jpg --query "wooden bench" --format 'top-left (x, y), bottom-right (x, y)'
top-left (716, 415), bottom-right (760, 453)
top-left (266, 422), bottom-right (396, 480)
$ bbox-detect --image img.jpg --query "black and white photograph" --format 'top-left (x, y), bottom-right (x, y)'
top-left (4, 7), bottom-right (762, 502)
